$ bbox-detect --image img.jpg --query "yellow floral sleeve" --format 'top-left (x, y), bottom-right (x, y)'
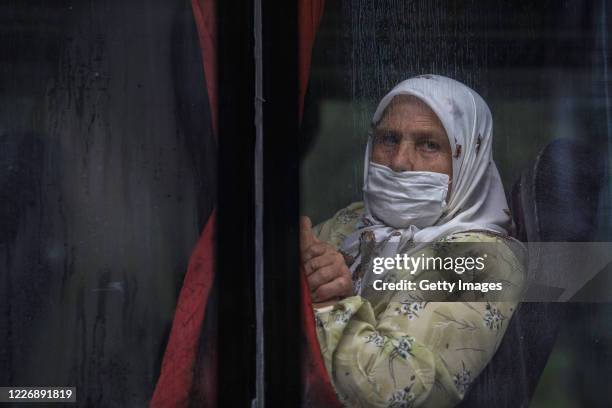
top-left (312, 203), bottom-right (525, 407)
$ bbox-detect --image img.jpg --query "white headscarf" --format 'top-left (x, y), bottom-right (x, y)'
top-left (341, 75), bottom-right (511, 272)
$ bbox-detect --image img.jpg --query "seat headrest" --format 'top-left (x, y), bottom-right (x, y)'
top-left (511, 138), bottom-right (604, 242)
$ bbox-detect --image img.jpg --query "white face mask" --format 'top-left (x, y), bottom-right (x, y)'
top-left (364, 162), bottom-right (449, 229)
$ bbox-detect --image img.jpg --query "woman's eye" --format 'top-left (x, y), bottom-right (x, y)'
top-left (374, 132), bottom-right (399, 146)
top-left (418, 140), bottom-right (440, 152)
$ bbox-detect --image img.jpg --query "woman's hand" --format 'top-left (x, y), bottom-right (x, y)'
top-left (300, 216), bottom-right (353, 304)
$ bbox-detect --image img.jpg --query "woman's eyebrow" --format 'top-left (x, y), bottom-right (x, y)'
top-left (372, 125), bottom-right (397, 133)
top-left (372, 128), bottom-right (446, 142)
top-left (411, 130), bottom-right (446, 139)
top-left (372, 127), bottom-right (402, 137)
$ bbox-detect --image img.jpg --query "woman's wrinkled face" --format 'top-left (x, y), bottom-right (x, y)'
top-left (371, 95), bottom-right (453, 181)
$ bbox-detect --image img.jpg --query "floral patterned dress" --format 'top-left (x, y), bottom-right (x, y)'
top-left (312, 203), bottom-right (525, 408)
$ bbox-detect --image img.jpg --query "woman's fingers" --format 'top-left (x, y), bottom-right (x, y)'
top-left (299, 216), bottom-right (314, 251)
top-left (307, 251), bottom-right (351, 290)
top-left (307, 264), bottom-right (341, 289)
top-left (298, 225), bottom-right (353, 302)
top-left (301, 242), bottom-right (332, 263)
top-left (299, 216), bottom-right (320, 253)
top-left (312, 274), bottom-right (353, 302)
top-left (304, 252), bottom-right (337, 276)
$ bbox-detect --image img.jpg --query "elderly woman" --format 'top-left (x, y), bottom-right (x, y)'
top-left (300, 75), bottom-right (525, 407)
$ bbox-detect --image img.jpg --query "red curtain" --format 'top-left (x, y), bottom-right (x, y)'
top-left (150, 1), bottom-right (217, 406)
top-left (151, 1), bottom-right (338, 406)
